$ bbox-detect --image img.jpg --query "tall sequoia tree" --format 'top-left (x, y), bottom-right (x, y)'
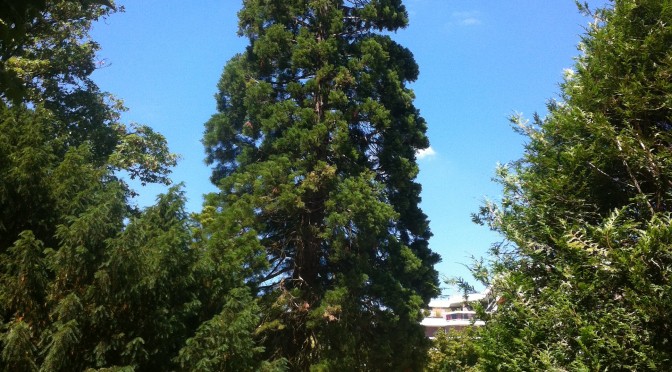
top-left (473, 0), bottom-right (672, 369)
top-left (203, 0), bottom-right (440, 369)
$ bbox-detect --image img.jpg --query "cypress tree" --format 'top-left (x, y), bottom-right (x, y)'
top-left (474, 0), bottom-right (672, 369)
top-left (204, 0), bottom-right (439, 369)
top-left (0, 2), bottom-right (186, 370)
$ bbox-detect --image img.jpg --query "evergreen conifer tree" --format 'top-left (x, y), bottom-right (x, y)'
top-left (474, 0), bottom-right (672, 369)
top-left (0, 2), bottom-right (192, 370)
top-left (204, 0), bottom-right (439, 369)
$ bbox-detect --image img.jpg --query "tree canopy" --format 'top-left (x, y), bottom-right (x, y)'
top-left (0, 1), bottom-right (196, 370)
top-left (472, 0), bottom-right (672, 369)
top-left (1, 0), bottom-right (440, 370)
top-left (203, 0), bottom-right (439, 369)
top-left (13, 0), bottom-right (672, 370)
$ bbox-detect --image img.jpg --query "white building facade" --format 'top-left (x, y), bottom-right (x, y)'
top-left (421, 292), bottom-right (489, 338)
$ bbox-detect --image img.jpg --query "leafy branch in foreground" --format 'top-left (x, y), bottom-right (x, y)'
top-left (473, 0), bottom-right (672, 369)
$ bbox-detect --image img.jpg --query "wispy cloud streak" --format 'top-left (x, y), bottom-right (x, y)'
top-left (451, 11), bottom-right (482, 26)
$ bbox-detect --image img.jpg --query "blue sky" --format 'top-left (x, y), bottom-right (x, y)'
top-left (91, 0), bottom-right (605, 295)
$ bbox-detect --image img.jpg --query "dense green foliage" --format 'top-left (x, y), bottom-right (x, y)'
top-left (426, 327), bottom-right (479, 372)
top-left (472, 0), bottom-right (672, 369)
top-left (1, 0), bottom-right (439, 370)
top-left (0, 1), bottom-right (204, 370)
top-left (203, 0), bottom-right (440, 369)
top-left (20, 0), bottom-right (672, 370)
top-left (0, 0), bottom-right (112, 103)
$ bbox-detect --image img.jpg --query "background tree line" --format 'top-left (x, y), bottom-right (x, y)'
top-left (0, 0), bottom-right (280, 370)
top-left (3, 0), bottom-right (672, 371)
top-left (1, 0), bottom-right (437, 370)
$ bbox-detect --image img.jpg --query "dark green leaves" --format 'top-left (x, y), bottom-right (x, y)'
top-left (473, 0), bottom-right (672, 369)
top-left (204, 0), bottom-right (438, 369)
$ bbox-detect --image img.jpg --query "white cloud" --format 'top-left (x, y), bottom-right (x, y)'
top-left (451, 11), bottom-right (482, 26)
top-left (416, 146), bottom-right (437, 160)
top-left (459, 17), bottom-right (481, 26)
